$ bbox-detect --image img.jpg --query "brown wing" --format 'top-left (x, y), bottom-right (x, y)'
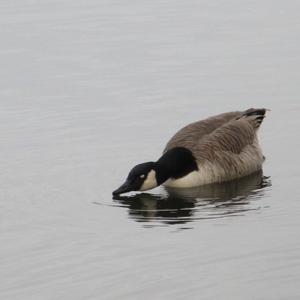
top-left (192, 118), bottom-right (256, 161)
top-left (164, 111), bottom-right (243, 153)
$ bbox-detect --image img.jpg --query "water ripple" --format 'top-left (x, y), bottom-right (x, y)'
top-left (111, 171), bottom-right (271, 227)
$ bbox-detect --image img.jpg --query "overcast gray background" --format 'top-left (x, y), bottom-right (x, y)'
top-left (1, 0), bottom-right (300, 299)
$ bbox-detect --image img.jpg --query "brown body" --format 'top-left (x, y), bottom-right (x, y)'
top-left (163, 109), bottom-right (266, 187)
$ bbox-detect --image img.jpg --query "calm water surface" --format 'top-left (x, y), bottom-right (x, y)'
top-left (1, 1), bottom-right (300, 299)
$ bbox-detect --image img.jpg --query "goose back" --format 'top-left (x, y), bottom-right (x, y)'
top-left (163, 109), bottom-right (266, 186)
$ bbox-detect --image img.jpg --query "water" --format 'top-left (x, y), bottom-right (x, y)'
top-left (1, 0), bottom-right (300, 299)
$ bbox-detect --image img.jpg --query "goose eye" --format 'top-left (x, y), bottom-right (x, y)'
top-left (140, 174), bottom-right (145, 179)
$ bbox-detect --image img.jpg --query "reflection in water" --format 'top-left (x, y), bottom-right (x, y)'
top-left (113, 171), bottom-right (271, 227)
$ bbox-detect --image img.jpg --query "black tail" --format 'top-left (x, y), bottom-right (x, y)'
top-left (239, 108), bottom-right (268, 128)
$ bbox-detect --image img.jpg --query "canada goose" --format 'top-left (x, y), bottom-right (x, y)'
top-left (113, 108), bottom-right (267, 195)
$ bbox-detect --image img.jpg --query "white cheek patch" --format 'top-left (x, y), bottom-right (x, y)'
top-left (140, 169), bottom-right (157, 191)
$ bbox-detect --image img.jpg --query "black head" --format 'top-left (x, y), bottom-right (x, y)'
top-left (113, 147), bottom-right (198, 195)
top-left (113, 162), bottom-right (157, 195)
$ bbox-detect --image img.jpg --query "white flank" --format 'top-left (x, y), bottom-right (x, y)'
top-left (163, 163), bottom-right (217, 188)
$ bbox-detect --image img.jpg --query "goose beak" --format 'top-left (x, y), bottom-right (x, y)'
top-left (113, 180), bottom-right (132, 195)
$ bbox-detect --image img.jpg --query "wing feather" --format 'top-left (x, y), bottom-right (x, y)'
top-left (193, 118), bottom-right (256, 161)
top-left (164, 111), bottom-right (242, 152)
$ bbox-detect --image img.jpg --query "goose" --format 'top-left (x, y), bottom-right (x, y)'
top-left (113, 108), bottom-right (267, 195)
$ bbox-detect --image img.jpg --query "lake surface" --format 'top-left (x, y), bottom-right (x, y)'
top-left (1, 0), bottom-right (300, 299)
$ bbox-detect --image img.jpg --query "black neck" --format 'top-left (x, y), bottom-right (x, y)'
top-left (154, 147), bottom-right (198, 185)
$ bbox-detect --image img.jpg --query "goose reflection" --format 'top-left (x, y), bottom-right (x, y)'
top-left (113, 170), bottom-right (271, 226)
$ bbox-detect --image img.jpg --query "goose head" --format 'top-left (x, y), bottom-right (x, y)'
top-left (113, 147), bottom-right (198, 195)
top-left (113, 162), bottom-right (158, 195)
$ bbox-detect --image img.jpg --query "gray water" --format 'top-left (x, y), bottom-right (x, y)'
top-left (1, 0), bottom-right (300, 299)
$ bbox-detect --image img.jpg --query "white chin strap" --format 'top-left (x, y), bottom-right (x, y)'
top-left (140, 169), bottom-right (158, 191)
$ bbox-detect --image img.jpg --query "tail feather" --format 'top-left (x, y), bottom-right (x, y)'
top-left (238, 108), bottom-right (268, 128)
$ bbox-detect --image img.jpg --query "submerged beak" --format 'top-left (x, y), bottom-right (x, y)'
top-left (113, 180), bottom-right (133, 195)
